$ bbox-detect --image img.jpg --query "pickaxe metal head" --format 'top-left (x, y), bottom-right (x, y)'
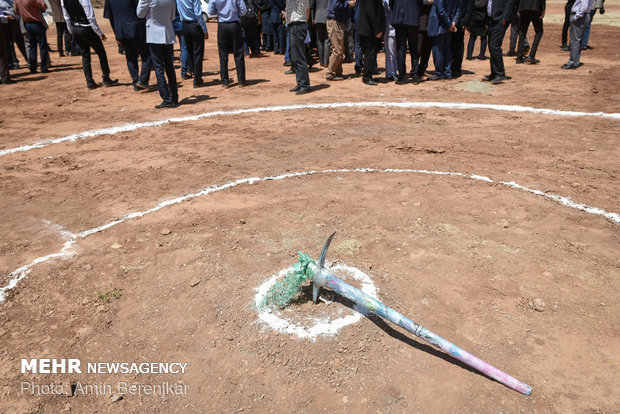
top-left (313, 232), bottom-right (336, 304)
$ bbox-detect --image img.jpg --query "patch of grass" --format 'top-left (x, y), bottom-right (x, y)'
top-left (96, 288), bottom-right (123, 302)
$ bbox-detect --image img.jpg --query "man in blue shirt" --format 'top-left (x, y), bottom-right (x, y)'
top-left (208, 0), bottom-right (247, 86)
top-left (176, 0), bottom-right (208, 86)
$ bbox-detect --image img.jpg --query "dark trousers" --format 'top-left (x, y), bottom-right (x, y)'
top-left (562, 0), bottom-right (574, 45)
top-left (394, 24), bottom-right (418, 80)
top-left (7, 20), bottom-right (28, 64)
top-left (450, 26), bottom-right (464, 75)
top-left (315, 22), bottom-right (329, 65)
top-left (242, 20), bottom-right (260, 55)
top-left (55, 22), bottom-right (72, 54)
top-left (72, 25), bottom-right (110, 84)
top-left (120, 36), bottom-right (151, 85)
top-left (217, 21), bottom-right (245, 83)
top-left (289, 21), bottom-right (309, 88)
top-left (518, 10), bottom-right (543, 59)
top-left (431, 32), bottom-right (451, 78)
top-left (273, 22), bottom-right (285, 53)
top-left (0, 23), bottom-right (9, 82)
top-left (417, 29), bottom-right (431, 76)
top-left (24, 21), bottom-right (49, 72)
top-left (488, 19), bottom-right (508, 78)
top-left (467, 33), bottom-right (487, 58)
top-left (149, 42), bottom-right (178, 104)
top-left (182, 21), bottom-right (205, 83)
top-left (360, 34), bottom-right (378, 82)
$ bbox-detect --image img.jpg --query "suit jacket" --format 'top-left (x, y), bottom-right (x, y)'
top-left (311, 0), bottom-right (328, 23)
top-left (136, 0), bottom-right (176, 44)
top-left (488, 0), bottom-right (515, 21)
top-left (105, 0), bottom-right (146, 40)
top-left (267, 0), bottom-right (284, 22)
top-left (357, 0), bottom-right (384, 36)
top-left (518, 0), bottom-right (544, 12)
top-left (427, 0), bottom-right (460, 35)
top-left (390, 0), bottom-right (421, 26)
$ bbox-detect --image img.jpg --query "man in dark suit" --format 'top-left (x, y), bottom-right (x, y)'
top-left (390, 0), bottom-right (421, 84)
top-left (105, 0), bottom-right (154, 90)
top-left (483, 0), bottom-right (516, 84)
top-left (356, 0), bottom-right (384, 85)
top-left (269, 0), bottom-right (285, 54)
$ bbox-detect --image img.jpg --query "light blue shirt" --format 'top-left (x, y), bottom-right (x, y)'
top-left (176, 0), bottom-right (207, 33)
top-left (207, 0), bottom-right (246, 22)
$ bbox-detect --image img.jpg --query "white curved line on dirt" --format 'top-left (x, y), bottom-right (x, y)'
top-left (1, 101), bottom-right (619, 157)
top-left (2, 168), bottom-right (618, 302)
top-left (254, 263), bottom-right (378, 339)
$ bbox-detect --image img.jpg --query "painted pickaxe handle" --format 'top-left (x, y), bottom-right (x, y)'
top-left (311, 233), bottom-right (532, 396)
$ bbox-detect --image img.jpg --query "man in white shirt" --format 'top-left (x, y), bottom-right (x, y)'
top-left (561, 0), bottom-right (594, 69)
top-left (61, 0), bottom-right (119, 88)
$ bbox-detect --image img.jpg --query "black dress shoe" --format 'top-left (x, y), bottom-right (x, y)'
top-left (283, 61), bottom-right (292, 66)
top-left (193, 78), bottom-right (205, 87)
top-left (87, 82), bottom-right (100, 89)
top-left (41, 69), bottom-right (51, 73)
top-left (526, 57), bottom-right (540, 64)
top-left (155, 101), bottom-right (175, 109)
top-left (412, 75), bottom-right (421, 84)
top-left (295, 87), bottom-right (310, 95)
top-left (490, 75), bottom-right (509, 84)
top-left (363, 79), bottom-right (378, 85)
top-left (503, 50), bottom-right (517, 57)
top-left (135, 82), bottom-right (156, 91)
top-left (515, 57), bottom-right (525, 64)
top-left (476, 55), bottom-right (489, 60)
top-left (103, 78), bottom-right (119, 86)
top-left (561, 63), bottom-right (578, 69)
top-left (395, 78), bottom-right (407, 85)
top-left (284, 68), bottom-right (295, 74)
top-left (289, 85), bottom-right (301, 92)
top-left (427, 75), bottom-right (445, 81)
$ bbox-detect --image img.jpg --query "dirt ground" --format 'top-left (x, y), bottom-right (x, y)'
top-left (1, 6), bottom-right (619, 414)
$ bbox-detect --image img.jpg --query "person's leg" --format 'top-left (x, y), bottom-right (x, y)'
top-left (487, 19), bottom-right (507, 78)
top-left (72, 26), bottom-right (95, 86)
top-left (25, 22), bottom-right (38, 72)
top-left (418, 30), bottom-right (431, 76)
top-left (326, 19), bottom-right (345, 79)
top-left (406, 25), bottom-right (419, 78)
top-left (163, 43), bottom-right (177, 103)
top-left (55, 23), bottom-right (64, 56)
top-left (232, 22), bottom-right (246, 83)
top-left (529, 13), bottom-right (543, 59)
top-left (354, 27), bottom-right (363, 72)
top-left (561, 1), bottom-right (571, 47)
top-left (149, 43), bottom-right (172, 104)
top-left (360, 35), bottom-right (377, 83)
top-left (87, 27), bottom-right (112, 80)
top-left (581, 8), bottom-right (595, 49)
top-left (430, 35), bottom-right (443, 77)
top-left (479, 34), bottom-right (487, 57)
top-left (517, 12), bottom-right (531, 61)
top-left (218, 22), bottom-right (234, 83)
top-left (394, 24), bottom-right (407, 81)
top-left (182, 23), bottom-right (197, 79)
top-left (567, 14), bottom-right (589, 67)
top-left (384, 30), bottom-right (396, 79)
top-left (121, 38), bottom-right (140, 84)
top-left (467, 34), bottom-right (476, 59)
top-left (137, 38), bottom-right (152, 85)
top-left (449, 25), bottom-right (463, 76)
top-left (0, 24), bottom-right (9, 83)
top-left (290, 22), bottom-right (309, 89)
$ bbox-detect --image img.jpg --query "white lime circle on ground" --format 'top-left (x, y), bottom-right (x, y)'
top-left (254, 263), bottom-right (378, 340)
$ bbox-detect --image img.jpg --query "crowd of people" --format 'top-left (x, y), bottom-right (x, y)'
top-left (0, 0), bottom-right (606, 106)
